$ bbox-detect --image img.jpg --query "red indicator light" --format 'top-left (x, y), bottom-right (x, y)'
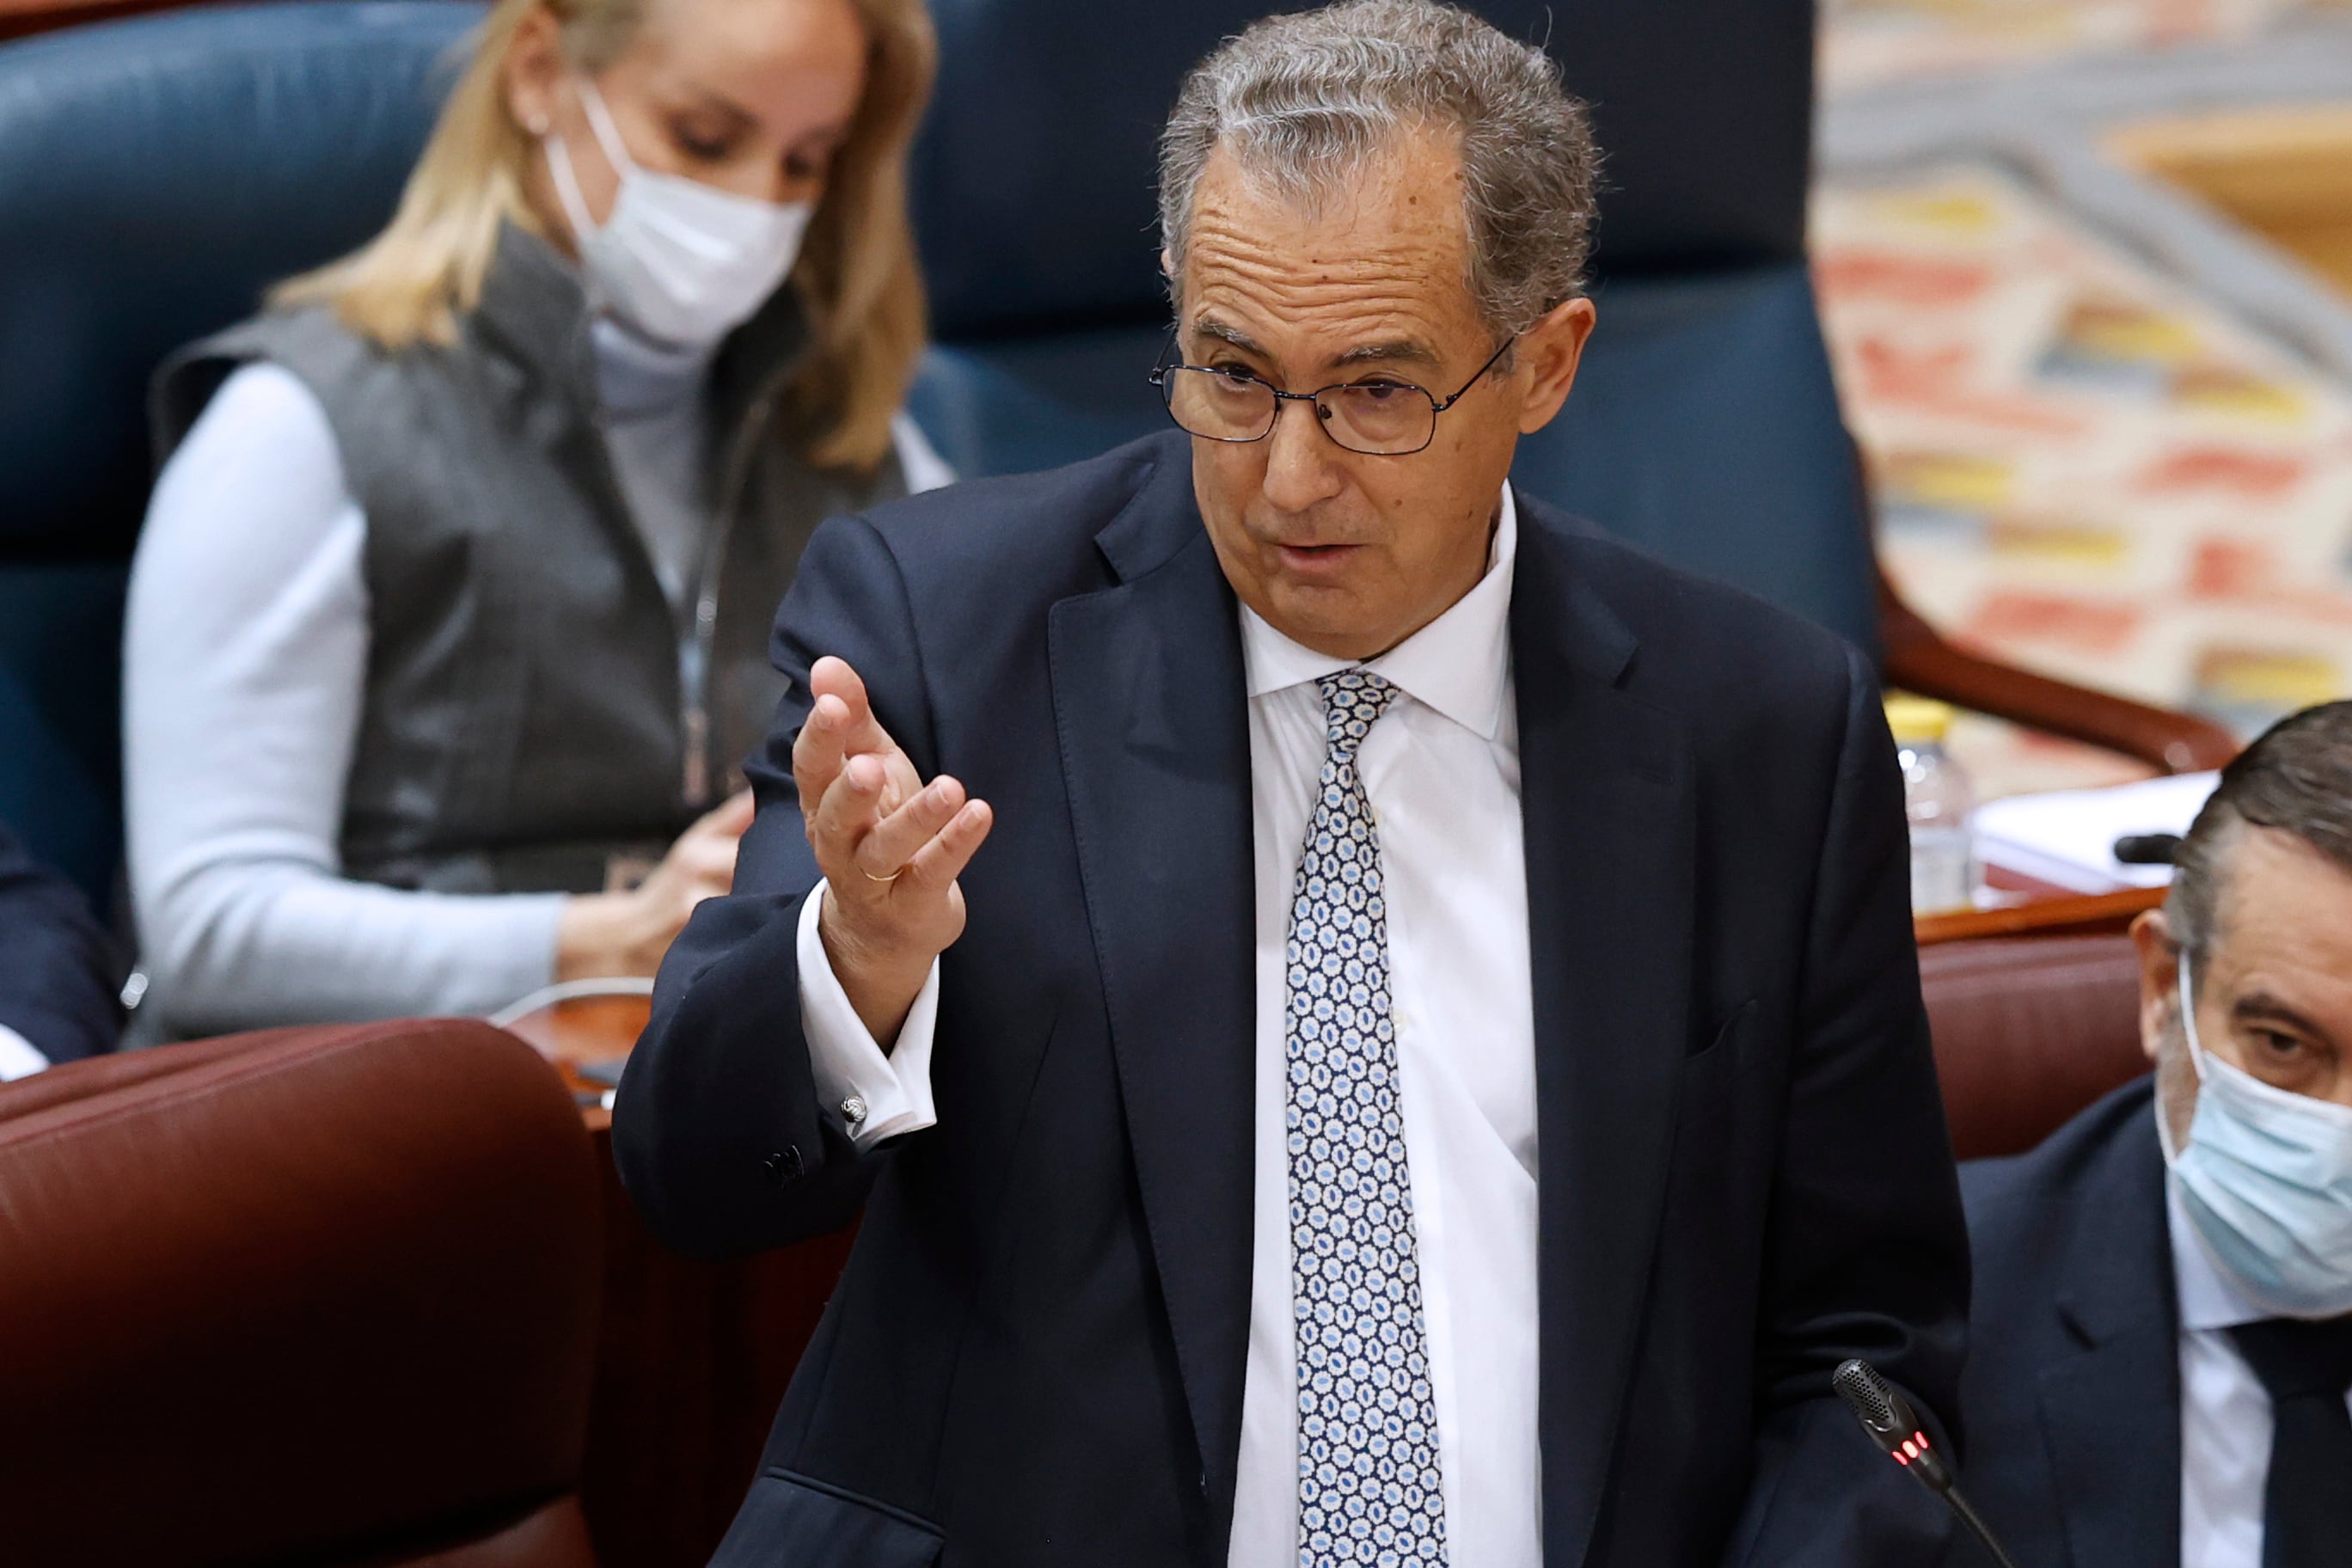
top-left (1901, 1438), bottom-right (1921, 1460)
top-left (1894, 1452), bottom-right (1910, 1466)
top-left (1916, 1433), bottom-right (1932, 1451)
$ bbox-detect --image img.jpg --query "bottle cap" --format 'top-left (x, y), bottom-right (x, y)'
top-left (1883, 694), bottom-right (1954, 745)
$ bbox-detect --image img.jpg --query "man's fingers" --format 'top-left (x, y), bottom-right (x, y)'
top-left (795, 659), bottom-right (908, 825)
top-left (900, 799), bottom-right (994, 892)
top-left (791, 691), bottom-right (858, 810)
top-left (809, 657), bottom-right (898, 761)
top-left (854, 775), bottom-right (968, 879)
top-left (811, 750), bottom-right (895, 873)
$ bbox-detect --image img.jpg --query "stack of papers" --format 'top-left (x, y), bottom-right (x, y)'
top-left (1973, 772), bottom-right (2222, 894)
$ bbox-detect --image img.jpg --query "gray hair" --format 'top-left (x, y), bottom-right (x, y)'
top-left (2167, 700), bottom-right (2352, 967)
top-left (1157, 0), bottom-right (1602, 338)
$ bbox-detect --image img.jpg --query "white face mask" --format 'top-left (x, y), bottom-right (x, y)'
top-left (542, 76), bottom-right (812, 350)
top-left (2162, 952), bottom-right (2352, 1318)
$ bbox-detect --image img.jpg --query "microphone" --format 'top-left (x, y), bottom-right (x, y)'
top-left (1834, 1358), bottom-right (2021, 1568)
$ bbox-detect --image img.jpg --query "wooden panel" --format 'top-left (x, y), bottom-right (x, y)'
top-left (1878, 564), bottom-right (2239, 778)
top-left (1914, 885), bottom-right (2164, 946)
top-left (2108, 102), bottom-right (2352, 299)
top-left (511, 996), bottom-right (856, 1568)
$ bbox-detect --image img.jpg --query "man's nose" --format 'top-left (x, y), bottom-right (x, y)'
top-left (1260, 395), bottom-right (1344, 512)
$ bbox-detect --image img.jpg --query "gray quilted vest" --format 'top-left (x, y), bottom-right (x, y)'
top-left (152, 224), bottom-right (906, 895)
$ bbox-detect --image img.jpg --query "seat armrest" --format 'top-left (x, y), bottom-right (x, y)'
top-left (1877, 572), bottom-right (2239, 775)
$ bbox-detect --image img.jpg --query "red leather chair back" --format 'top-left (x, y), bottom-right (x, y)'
top-left (1921, 934), bottom-right (2151, 1161)
top-left (0, 1020), bottom-right (603, 1567)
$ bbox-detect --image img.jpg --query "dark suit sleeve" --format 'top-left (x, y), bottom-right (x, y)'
top-left (1725, 646), bottom-right (1969, 1565)
top-left (0, 823), bottom-right (123, 1067)
top-left (612, 512), bottom-right (934, 1259)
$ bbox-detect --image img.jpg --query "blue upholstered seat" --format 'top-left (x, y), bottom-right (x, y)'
top-left (0, 0), bottom-right (475, 905)
top-left (0, 0), bottom-right (1860, 907)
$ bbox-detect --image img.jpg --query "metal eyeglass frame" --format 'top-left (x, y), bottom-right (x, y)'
top-left (1148, 331), bottom-right (1521, 456)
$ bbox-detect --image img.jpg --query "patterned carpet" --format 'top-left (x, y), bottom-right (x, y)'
top-left (1824, 0), bottom-right (2339, 95)
top-left (1815, 0), bottom-right (2352, 797)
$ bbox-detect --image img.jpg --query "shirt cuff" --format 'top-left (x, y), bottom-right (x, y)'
top-left (0, 1024), bottom-right (52, 1081)
top-left (796, 879), bottom-right (940, 1149)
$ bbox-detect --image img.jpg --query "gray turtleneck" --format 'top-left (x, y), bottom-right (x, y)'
top-left (124, 349), bottom-right (950, 1034)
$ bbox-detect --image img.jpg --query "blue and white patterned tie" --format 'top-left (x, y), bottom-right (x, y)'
top-left (1289, 670), bottom-right (1447, 1567)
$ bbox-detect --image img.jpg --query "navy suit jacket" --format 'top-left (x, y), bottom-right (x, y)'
top-left (1947, 1077), bottom-right (2180, 1568)
top-left (614, 431), bottom-right (1969, 1568)
top-left (0, 820), bottom-right (120, 1068)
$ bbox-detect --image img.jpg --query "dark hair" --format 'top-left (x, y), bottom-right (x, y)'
top-left (2167, 700), bottom-right (2352, 964)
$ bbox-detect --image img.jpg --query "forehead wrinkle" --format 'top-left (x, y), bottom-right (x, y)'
top-left (1182, 141), bottom-right (1477, 314)
top-left (1185, 235), bottom-right (1465, 375)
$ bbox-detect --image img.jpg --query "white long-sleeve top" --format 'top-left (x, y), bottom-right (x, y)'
top-left (126, 357), bottom-right (951, 1037)
top-left (796, 487), bottom-right (1540, 1566)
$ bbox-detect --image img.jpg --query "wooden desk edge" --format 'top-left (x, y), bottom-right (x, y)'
top-left (1914, 885), bottom-right (2164, 945)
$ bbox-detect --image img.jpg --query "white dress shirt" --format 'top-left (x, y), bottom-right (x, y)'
top-left (803, 487), bottom-right (1540, 1567)
top-left (128, 359), bottom-right (952, 1035)
top-left (0, 1025), bottom-right (48, 1081)
top-left (2170, 1172), bottom-right (2352, 1568)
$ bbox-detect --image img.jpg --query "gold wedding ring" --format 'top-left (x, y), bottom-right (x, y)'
top-left (861, 867), bottom-right (903, 884)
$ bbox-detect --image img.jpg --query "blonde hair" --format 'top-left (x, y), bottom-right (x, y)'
top-left (274, 0), bottom-right (935, 472)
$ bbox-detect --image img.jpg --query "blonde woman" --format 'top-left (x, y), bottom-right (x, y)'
top-left (125, 0), bottom-right (945, 1037)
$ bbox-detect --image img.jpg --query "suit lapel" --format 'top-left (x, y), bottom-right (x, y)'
top-left (2038, 1114), bottom-right (2182, 1568)
top-left (1048, 448), bottom-right (1259, 1533)
top-left (1511, 502), bottom-right (1698, 1568)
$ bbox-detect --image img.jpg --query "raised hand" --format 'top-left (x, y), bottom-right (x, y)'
top-left (793, 656), bottom-right (993, 1042)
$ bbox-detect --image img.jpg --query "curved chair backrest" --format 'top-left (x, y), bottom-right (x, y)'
top-left (0, 0), bottom-right (478, 901)
top-left (0, 1019), bottom-right (603, 1565)
top-left (912, 0), bottom-right (1813, 340)
top-left (1922, 934), bottom-right (2152, 1161)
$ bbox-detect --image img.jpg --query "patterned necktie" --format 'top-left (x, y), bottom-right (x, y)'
top-left (2227, 1317), bottom-right (2352, 1568)
top-left (1288, 670), bottom-right (1447, 1567)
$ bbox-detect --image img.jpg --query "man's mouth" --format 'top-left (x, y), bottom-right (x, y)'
top-left (1274, 542), bottom-right (1363, 577)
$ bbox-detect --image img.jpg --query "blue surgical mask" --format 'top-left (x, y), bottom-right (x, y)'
top-left (2161, 952), bottom-right (2352, 1319)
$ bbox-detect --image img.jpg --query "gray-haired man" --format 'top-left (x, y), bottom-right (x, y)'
top-left (616, 4), bottom-right (1969, 1565)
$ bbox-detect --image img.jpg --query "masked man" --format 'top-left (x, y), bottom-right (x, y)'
top-left (1953, 700), bottom-right (2352, 1568)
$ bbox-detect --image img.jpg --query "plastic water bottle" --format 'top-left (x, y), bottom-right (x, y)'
top-left (1885, 695), bottom-right (1977, 916)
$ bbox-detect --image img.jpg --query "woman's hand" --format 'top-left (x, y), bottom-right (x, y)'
top-left (556, 790), bottom-right (756, 980)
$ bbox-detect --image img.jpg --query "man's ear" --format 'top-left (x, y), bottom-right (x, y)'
top-left (1516, 295), bottom-right (1597, 436)
top-left (2129, 909), bottom-right (2181, 1066)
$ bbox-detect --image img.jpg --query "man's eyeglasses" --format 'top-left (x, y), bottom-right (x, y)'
top-left (1148, 334), bottom-right (1519, 457)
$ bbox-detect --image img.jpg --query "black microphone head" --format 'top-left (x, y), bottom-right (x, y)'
top-left (1834, 1358), bottom-right (1951, 1494)
top-left (1833, 1358), bottom-right (1900, 1438)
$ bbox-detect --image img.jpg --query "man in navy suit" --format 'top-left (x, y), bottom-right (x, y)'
top-left (1953, 700), bottom-right (2352, 1568)
top-left (616, 4), bottom-right (1967, 1563)
top-left (0, 819), bottom-right (122, 1079)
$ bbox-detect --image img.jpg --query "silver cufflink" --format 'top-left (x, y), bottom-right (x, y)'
top-left (841, 1095), bottom-right (868, 1126)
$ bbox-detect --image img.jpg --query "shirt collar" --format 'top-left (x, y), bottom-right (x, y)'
top-left (2167, 1171), bottom-right (2270, 1332)
top-left (1238, 484), bottom-right (1517, 741)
